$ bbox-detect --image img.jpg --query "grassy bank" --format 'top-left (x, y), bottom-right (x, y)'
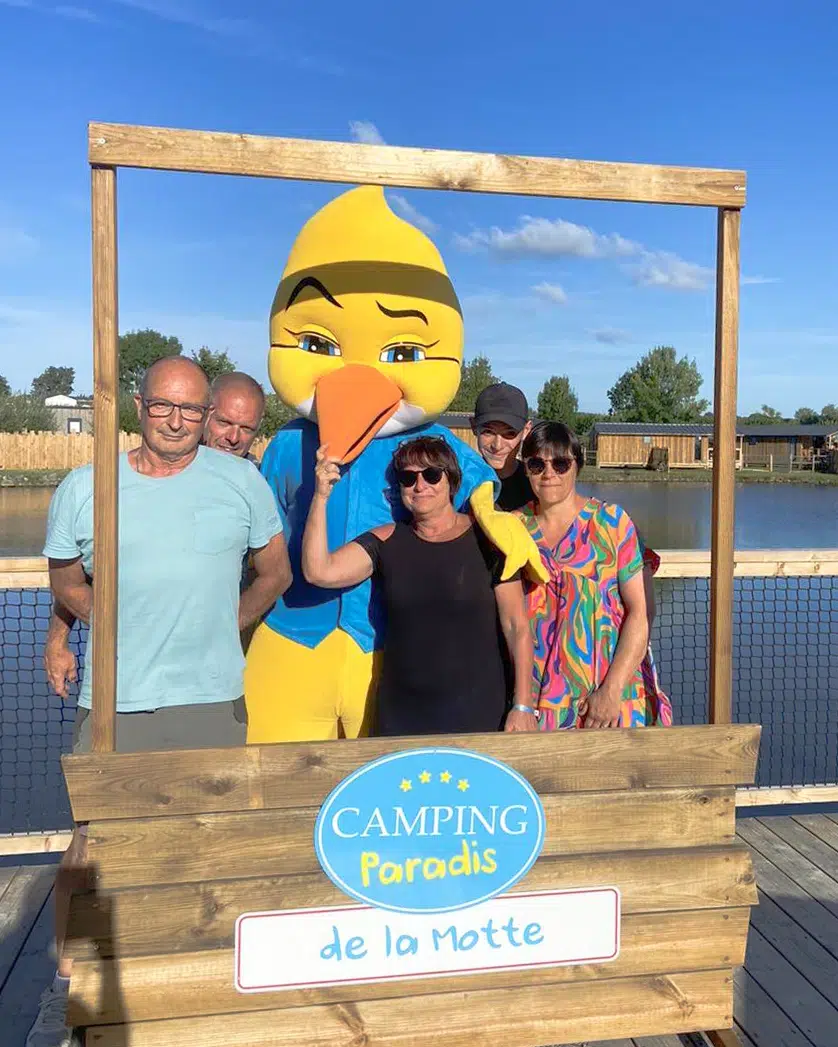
top-left (0, 469), bottom-right (70, 487)
top-left (584, 467), bottom-right (838, 485)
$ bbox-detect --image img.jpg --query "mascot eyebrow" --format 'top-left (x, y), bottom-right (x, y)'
top-left (285, 276), bottom-right (343, 310)
top-left (376, 301), bottom-right (428, 325)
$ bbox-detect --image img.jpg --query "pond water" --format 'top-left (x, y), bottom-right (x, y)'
top-left (3, 481), bottom-right (837, 557)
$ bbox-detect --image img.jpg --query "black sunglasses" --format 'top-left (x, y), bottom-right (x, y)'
top-left (525, 455), bottom-right (574, 476)
top-left (396, 467), bottom-right (445, 487)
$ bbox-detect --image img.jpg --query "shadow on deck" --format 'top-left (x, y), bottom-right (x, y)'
top-left (2, 814), bottom-right (837, 1047)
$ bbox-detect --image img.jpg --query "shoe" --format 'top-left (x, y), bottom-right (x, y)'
top-left (25, 982), bottom-right (81, 1047)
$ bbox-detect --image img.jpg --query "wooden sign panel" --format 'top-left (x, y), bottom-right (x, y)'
top-left (62, 724), bottom-right (759, 1046)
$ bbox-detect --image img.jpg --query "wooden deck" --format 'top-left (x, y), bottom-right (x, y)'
top-left (1, 814), bottom-right (837, 1046)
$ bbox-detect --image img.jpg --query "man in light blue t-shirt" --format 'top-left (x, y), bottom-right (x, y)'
top-left (28, 356), bottom-right (290, 1047)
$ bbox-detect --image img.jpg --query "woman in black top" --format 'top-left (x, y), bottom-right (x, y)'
top-left (302, 436), bottom-right (536, 736)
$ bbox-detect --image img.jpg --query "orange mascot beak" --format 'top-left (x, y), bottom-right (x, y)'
top-left (315, 364), bottom-right (402, 464)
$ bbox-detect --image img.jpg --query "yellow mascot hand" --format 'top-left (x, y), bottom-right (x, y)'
top-left (470, 482), bottom-right (548, 584)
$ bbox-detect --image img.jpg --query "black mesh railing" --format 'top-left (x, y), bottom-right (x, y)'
top-left (2, 574), bottom-right (838, 836)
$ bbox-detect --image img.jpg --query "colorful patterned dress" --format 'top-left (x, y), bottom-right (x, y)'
top-left (516, 498), bottom-right (672, 730)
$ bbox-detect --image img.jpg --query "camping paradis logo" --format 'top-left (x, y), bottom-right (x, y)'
top-left (314, 748), bottom-right (546, 914)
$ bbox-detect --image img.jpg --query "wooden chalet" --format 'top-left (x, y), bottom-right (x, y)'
top-left (592, 421), bottom-right (838, 470)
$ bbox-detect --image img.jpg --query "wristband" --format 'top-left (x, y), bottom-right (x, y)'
top-left (511, 703), bottom-right (538, 717)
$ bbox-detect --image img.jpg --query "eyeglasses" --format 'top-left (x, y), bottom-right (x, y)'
top-left (396, 467), bottom-right (445, 487)
top-left (142, 398), bottom-right (209, 423)
top-left (525, 455), bottom-right (574, 476)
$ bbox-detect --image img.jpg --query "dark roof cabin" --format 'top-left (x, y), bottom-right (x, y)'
top-left (592, 422), bottom-right (838, 470)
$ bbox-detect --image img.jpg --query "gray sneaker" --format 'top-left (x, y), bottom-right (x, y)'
top-left (25, 982), bottom-right (81, 1047)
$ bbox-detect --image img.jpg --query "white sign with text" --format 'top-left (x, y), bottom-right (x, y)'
top-left (235, 887), bottom-right (620, 993)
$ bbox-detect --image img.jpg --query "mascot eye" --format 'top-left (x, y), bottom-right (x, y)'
top-left (298, 333), bottom-right (341, 357)
top-left (379, 344), bottom-right (427, 364)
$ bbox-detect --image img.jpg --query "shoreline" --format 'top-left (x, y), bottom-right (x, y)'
top-left (3, 466), bottom-right (838, 488)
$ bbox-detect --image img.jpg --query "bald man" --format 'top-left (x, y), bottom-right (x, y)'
top-left (30, 357), bottom-right (291, 1047)
top-left (204, 371), bottom-right (266, 460)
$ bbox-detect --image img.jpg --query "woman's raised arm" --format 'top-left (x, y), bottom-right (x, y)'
top-left (302, 445), bottom-right (376, 589)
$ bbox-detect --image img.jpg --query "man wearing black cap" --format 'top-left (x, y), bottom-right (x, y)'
top-left (471, 382), bottom-right (534, 511)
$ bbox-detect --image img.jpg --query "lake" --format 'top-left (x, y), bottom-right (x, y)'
top-left (2, 481), bottom-right (838, 557)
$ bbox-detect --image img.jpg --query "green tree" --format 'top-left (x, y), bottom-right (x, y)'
top-left (260, 393), bottom-right (296, 436)
top-left (0, 374), bottom-right (10, 397)
top-left (820, 403), bottom-right (838, 425)
top-left (0, 393), bottom-right (54, 433)
top-left (607, 346), bottom-right (707, 423)
top-left (574, 411), bottom-right (610, 437)
top-left (31, 365), bottom-right (75, 399)
top-left (449, 355), bottom-right (497, 413)
top-left (191, 346), bottom-right (236, 383)
top-left (536, 375), bottom-right (578, 428)
top-left (119, 390), bottom-right (141, 434)
top-left (794, 406), bottom-right (821, 425)
top-left (743, 404), bottom-right (784, 424)
top-left (119, 329), bottom-right (183, 391)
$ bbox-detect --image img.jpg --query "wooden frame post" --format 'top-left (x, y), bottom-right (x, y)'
top-left (709, 208), bottom-right (741, 725)
top-left (90, 164), bottom-right (119, 752)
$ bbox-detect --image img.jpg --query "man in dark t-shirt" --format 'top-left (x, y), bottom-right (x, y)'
top-left (471, 382), bottom-right (534, 511)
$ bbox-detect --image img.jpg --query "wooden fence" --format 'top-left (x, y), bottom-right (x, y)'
top-left (0, 432), bottom-right (141, 471)
top-left (0, 426), bottom-right (478, 471)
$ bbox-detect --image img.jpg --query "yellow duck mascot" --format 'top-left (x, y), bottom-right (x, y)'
top-left (245, 186), bottom-right (545, 743)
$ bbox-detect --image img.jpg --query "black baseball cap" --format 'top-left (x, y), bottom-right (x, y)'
top-left (473, 383), bottom-right (529, 432)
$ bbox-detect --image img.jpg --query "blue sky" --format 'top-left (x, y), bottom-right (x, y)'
top-left (1, 0), bottom-right (836, 414)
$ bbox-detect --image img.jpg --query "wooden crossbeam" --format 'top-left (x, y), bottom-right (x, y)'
top-left (88, 122), bottom-right (747, 208)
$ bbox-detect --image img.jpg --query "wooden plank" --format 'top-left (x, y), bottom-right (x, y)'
top-left (83, 786), bottom-right (736, 890)
top-left (709, 207), bottom-right (741, 726)
top-left (0, 865), bottom-right (55, 991)
top-left (705, 1032), bottom-right (744, 1047)
top-left (633, 1036), bottom-right (695, 1047)
top-left (68, 907), bottom-right (750, 1024)
top-left (743, 928), bottom-right (837, 1047)
top-left (83, 968), bottom-right (733, 1047)
top-left (732, 967), bottom-right (812, 1046)
top-left (736, 786), bottom-right (838, 808)
top-left (752, 818), bottom-right (838, 889)
top-left (739, 832), bottom-right (838, 960)
top-left (656, 549), bottom-right (838, 579)
top-left (90, 164), bottom-right (119, 753)
top-left (62, 724), bottom-right (760, 821)
top-left (0, 832), bottom-right (75, 857)
top-left (793, 814), bottom-right (838, 853)
top-left (0, 875), bottom-right (57, 1044)
top-left (67, 845), bottom-right (755, 960)
top-left (749, 890), bottom-right (838, 1006)
top-left (88, 122), bottom-right (747, 208)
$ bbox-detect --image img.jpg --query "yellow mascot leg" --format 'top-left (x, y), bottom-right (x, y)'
top-left (244, 625), bottom-right (378, 743)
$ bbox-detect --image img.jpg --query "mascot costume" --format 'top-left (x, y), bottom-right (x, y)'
top-left (245, 186), bottom-right (545, 742)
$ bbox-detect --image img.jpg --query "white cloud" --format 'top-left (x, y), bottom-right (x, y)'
top-left (0, 227), bottom-right (38, 264)
top-left (349, 120), bottom-right (385, 146)
top-left (591, 327), bottom-right (631, 345)
top-left (628, 251), bottom-right (712, 291)
top-left (389, 194), bottom-right (438, 235)
top-left (742, 275), bottom-right (781, 286)
top-left (53, 4), bottom-right (99, 18)
top-left (532, 282), bottom-right (568, 305)
top-left (108, 0), bottom-right (254, 38)
top-left (454, 216), bottom-right (634, 259)
top-left (453, 213), bottom-right (713, 294)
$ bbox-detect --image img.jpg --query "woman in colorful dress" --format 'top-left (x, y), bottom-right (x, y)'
top-left (516, 421), bottom-right (672, 730)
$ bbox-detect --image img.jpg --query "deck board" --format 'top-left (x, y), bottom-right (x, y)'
top-left (0, 864), bottom-right (57, 1045)
top-left (4, 815), bottom-right (838, 1047)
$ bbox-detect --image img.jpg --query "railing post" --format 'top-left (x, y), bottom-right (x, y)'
top-left (90, 165), bottom-right (119, 753)
top-left (709, 208), bottom-right (741, 725)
